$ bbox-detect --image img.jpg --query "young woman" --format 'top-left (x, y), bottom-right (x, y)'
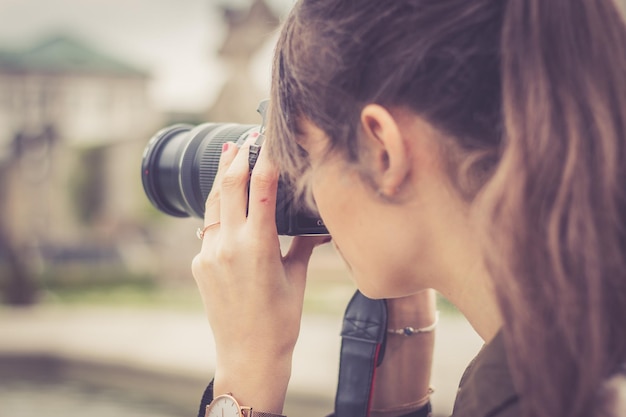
top-left (191, 1), bottom-right (626, 416)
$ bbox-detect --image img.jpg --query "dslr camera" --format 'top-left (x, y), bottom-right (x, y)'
top-left (141, 100), bottom-right (328, 236)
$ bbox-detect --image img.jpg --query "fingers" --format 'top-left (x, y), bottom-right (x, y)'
top-left (247, 145), bottom-right (280, 235)
top-left (200, 141), bottom-right (240, 254)
top-left (284, 235), bottom-right (332, 277)
top-left (203, 142), bottom-right (237, 228)
top-left (219, 139), bottom-right (255, 231)
top-left (201, 132), bottom-right (282, 243)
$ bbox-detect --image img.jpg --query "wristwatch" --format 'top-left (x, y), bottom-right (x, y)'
top-left (205, 393), bottom-right (286, 417)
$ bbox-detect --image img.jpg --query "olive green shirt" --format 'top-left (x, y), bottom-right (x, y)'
top-left (451, 331), bottom-right (520, 417)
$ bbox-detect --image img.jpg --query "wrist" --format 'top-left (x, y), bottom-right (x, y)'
top-left (370, 291), bottom-right (436, 412)
top-left (214, 355), bottom-right (292, 414)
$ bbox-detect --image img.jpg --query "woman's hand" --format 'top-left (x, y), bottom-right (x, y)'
top-left (191, 138), bottom-right (326, 413)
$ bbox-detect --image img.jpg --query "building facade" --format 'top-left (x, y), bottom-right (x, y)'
top-left (0, 35), bottom-right (159, 264)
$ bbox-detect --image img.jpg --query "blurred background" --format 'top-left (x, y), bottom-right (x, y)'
top-left (0, 0), bottom-right (289, 309)
top-left (3, 0), bottom-right (589, 416)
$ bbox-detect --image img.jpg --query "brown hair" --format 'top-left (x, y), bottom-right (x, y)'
top-left (267, 1), bottom-right (626, 417)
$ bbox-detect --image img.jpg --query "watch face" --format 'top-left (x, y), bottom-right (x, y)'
top-left (205, 395), bottom-right (242, 417)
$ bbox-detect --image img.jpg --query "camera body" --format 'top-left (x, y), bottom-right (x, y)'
top-left (141, 101), bottom-right (328, 236)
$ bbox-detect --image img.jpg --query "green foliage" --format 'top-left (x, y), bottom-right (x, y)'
top-left (303, 268), bottom-right (357, 316)
top-left (35, 263), bottom-right (203, 309)
top-left (436, 293), bottom-right (460, 314)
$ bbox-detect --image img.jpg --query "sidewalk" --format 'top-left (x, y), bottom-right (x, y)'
top-left (0, 305), bottom-right (482, 416)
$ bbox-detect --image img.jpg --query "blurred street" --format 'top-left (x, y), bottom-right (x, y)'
top-left (0, 305), bottom-right (482, 417)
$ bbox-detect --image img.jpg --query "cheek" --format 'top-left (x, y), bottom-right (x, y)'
top-left (310, 170), bottom-right (369, 271)
top-left (309, 167), bottom-right (354, 234)
top-left (310, 171), bottom-right (357, 262)
top-left (310, 170), bottom-right (423, 298)
top-left (310, 178), bottom-right (341, 233)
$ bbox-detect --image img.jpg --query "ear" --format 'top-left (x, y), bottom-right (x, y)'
top-left (360, 104), bottom-right (410, 198)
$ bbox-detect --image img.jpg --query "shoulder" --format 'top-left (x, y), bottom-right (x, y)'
top-left (451, 331), bottom-right (521, 417)
top-left (598, 365), bottom-right (626, 417)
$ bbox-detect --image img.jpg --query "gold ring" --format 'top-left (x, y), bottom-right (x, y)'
top-left (196, 221), bottom-right (221, 240)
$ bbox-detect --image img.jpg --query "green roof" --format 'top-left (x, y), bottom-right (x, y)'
top-left (0, 35), bottom-right (148, 77)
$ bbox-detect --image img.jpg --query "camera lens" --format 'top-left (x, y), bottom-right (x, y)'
top-left (141, 123), bottom-right (257, 218)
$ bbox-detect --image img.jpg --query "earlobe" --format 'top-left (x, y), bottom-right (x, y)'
top-left (360, 105), bottom-right (410, 198)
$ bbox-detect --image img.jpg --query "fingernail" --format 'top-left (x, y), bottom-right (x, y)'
top-left (222, 142), bottom-right (230, 153)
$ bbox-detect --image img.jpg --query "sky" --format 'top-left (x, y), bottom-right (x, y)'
top-left (0, 0), bottom-right (292, 112)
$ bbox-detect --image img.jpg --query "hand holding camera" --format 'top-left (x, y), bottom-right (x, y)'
top-left (190, 133), bottom-right (328, 414)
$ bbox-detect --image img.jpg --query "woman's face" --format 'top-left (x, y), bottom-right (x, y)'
top-left (294, 117), bottom-right (449, 299)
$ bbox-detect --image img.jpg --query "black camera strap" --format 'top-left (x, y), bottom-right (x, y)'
top-left (334, 291), bottom-right (387, 417)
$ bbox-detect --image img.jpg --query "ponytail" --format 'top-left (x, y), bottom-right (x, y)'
top-left (484, 1), bottom-right (626, 416)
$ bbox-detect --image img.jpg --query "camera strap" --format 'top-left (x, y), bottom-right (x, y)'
top-left (334, 291), bottom-right (387, 417)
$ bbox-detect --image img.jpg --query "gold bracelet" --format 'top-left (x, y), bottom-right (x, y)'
top-left (387, 311), bottom-right (439, 336)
